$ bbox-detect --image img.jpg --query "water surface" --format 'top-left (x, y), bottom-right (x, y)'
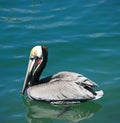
top-left (0, 0), bottom-right (120, 123)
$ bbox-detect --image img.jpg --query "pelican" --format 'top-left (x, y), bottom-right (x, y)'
top-left (22, 46), bottom-right (103, 104)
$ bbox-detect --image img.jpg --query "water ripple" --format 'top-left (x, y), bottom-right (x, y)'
top-left (83, 0), bottom-right (106, 8)
top-left (88, 33), bottom-right (105, 38)
top-left (0, 16), bottom-right (29, 23)
top-left (25, 21), bottom-right (74, 30)
top-left (13, 55), bottom-right (26, 59)
top-left (51, 5), bottom-right (71, 12)
top-left (0, 8), bottom-right (40, 14)
top-left (35, 39), bottom-right (68, 44)
top-left (0, 14), bottom-right (55, 24)
top-left (1, 45), bottom-right (14, 49)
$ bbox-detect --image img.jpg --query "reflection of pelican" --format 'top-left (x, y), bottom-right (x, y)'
top-left (22, 96), bottom-right (102, 123)
top-left (22, 46), bottom-right (103, 104)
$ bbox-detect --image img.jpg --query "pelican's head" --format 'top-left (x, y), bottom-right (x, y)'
top-left (22, 46), bottom-right (48, 95)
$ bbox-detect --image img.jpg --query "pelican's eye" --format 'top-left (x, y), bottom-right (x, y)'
top-left (30, 56), bottom-right (34, 60)
top-left (30, 56), bottom-right (38, 61)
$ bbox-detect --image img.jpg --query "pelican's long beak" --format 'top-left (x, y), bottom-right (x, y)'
top-left (21, 58), bottom-right (36, 95)
top-left (21, 45), bottom-right (47, 95)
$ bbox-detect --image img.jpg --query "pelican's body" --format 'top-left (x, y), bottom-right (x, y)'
top-left (22, 46), bottom-right (103, 104)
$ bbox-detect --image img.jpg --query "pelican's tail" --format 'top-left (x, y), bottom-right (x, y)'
top-left (94, 90), bottom-right (104, 100)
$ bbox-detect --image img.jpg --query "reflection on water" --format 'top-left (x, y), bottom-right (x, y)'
top-left (21, 96), bottom-right (102, 123)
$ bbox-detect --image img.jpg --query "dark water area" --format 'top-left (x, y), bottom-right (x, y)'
top-left (0, 0), bottom-right (120, 123)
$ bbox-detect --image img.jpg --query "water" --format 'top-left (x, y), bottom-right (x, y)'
top-left (0, 0), bottom-right (120, 123)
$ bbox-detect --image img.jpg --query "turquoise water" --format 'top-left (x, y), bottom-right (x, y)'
top-left (0, 0), bottom-right (120, 123)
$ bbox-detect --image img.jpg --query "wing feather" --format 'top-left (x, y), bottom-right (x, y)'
top-left (27, 80), bottom-right (94, 102)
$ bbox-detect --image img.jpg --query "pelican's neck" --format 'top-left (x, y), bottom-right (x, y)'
top-left (30, 47), bottom-right (48, 86)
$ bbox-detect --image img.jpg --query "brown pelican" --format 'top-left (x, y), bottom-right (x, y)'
top-left (22, 46), bottom-right (103, 104)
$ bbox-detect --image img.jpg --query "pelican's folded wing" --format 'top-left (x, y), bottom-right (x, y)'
top-left (27, 81), bottom-right (97, 104)
top-left (45, 71), bottom-right (98, 87)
